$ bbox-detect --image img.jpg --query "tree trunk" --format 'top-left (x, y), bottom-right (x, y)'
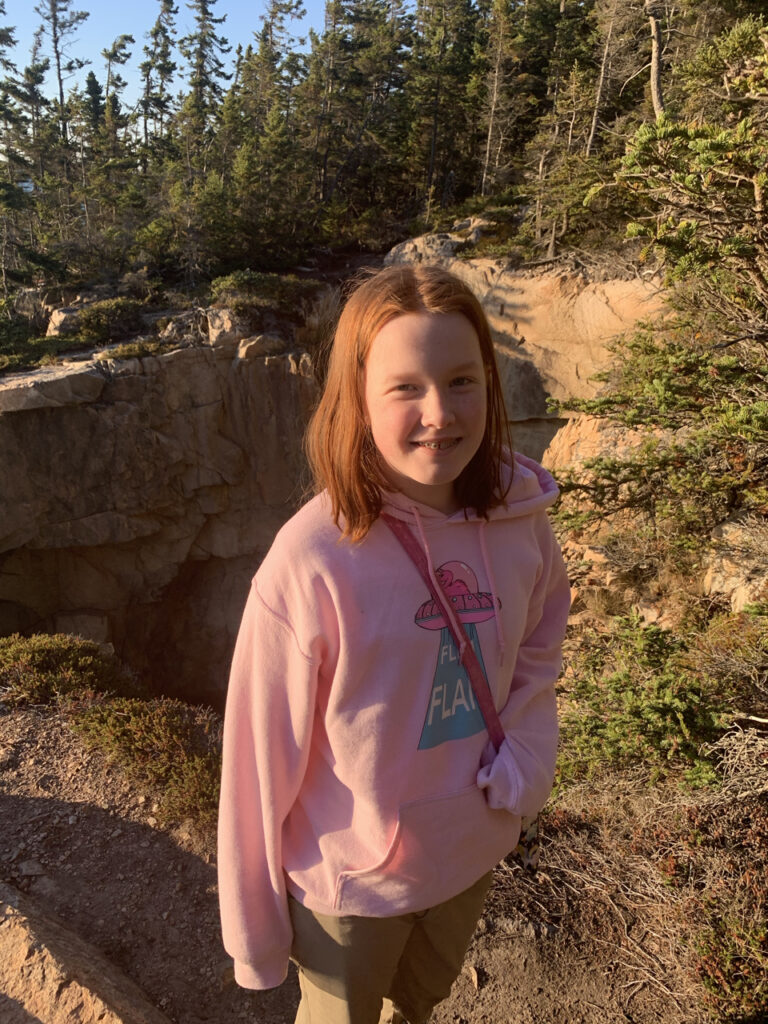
top-left (585, 0), bottom-right (615, 158)
top-left (481, 32), bottom-right (503, 197)
top-left (645, 1), bottom-right (665, 119)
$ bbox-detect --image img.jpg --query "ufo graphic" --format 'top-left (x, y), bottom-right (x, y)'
top-left (414, 560), bottom-right (499, 750)
top-left (415, 561), bottom-right (498, 631)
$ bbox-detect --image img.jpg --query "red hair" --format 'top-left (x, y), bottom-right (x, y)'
top-left (305, 264), bottom-right (512, 541)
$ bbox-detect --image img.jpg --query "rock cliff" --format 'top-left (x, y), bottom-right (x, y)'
top-left (0, 333), bottom-right (315, 704)
top-left (0, 252), bottom-right (664, 701)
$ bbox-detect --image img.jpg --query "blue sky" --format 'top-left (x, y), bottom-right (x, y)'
top-left (3, 0), bottom-right (326, 106)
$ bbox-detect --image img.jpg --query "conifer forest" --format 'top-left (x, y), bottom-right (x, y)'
top-left (0, 0), bottom-right (766, 299)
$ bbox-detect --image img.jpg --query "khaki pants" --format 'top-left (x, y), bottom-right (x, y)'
top-left (288, 871), bottom-right (492, 1024)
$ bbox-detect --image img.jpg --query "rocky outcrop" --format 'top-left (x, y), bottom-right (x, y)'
top-left (386, 232), bottom-right (665, 412)
top-left (0, 881), bottom-right (171, 1024)
top-left (0, 330), bottom-right (315, 703)
top-left (703, 518), bottom-right (768, 612)
top-left (45, 306), bottom-right (83, 337)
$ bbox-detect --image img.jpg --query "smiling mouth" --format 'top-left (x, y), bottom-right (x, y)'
top-left (414, 439), bottom-right (460, 450)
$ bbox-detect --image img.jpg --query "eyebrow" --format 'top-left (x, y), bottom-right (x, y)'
top-left (382, 360), bottom-right (483, 382)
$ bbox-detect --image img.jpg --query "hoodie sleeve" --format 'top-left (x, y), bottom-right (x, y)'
top-left (217, 580), bottom-right (318, 990)
top-left (476, 517), bottom-right (570, 817)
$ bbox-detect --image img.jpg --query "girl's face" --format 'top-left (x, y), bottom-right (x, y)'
top-left (363, 311), bottom-right (487, 514)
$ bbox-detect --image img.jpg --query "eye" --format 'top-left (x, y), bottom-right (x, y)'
top-left (451, 376), bottom-right (476, 387)
top-left (393, 382), bottom-right (417, 392)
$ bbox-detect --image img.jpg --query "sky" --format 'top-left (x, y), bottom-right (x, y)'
top-left (3, 0), bottom-right (327, 106)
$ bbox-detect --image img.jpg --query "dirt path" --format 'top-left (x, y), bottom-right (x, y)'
top-left (0, 705), bottom-right (691, 1024)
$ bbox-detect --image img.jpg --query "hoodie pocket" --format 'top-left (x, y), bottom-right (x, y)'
top-left (333, 784), bottom-right (519, 915)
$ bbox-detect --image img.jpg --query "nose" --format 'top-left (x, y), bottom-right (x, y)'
top-left (422, 387), bottom-right (455, 428)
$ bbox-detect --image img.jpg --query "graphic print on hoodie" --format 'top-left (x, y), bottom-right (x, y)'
top-left (416, 560), bottom-right (500, 749)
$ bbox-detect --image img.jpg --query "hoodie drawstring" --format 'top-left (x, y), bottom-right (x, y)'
top-left (479, 521), bottom-right (506, 665)
top-left (412, 508), bottom-right (468, 660)
top-left (411, 507), bottom-right (505, 667)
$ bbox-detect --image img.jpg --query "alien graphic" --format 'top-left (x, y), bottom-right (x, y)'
top-left (415, 560), bottom-right (499, 750)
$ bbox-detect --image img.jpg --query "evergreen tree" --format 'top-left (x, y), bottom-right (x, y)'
top-left (479, 0), bottom-right (569, 196)
top-left (33, 0), bottom-right (88, 143)
top-left (139, 0), bottom-right (178, 150)
top-left (0, 6), bottom-right (60, 294)
top-left (178, 0), bottom-right (231, 150)
top-left (102, 33), bottom-right (134, 102)
top-left (4, 32), bottom-right (51, 182)
top-left (405, 0), bottom-right (484, 214)
top-left (619, 16), bottom-right (768, 345)
top-left (82, 69), bottom-right (104, 134)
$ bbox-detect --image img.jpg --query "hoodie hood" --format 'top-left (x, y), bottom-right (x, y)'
top-left (380, 450), bottom-right (559, 525)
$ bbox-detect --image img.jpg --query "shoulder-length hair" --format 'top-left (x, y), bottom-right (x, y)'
top-left (305, 263), bottom-right (512, 541)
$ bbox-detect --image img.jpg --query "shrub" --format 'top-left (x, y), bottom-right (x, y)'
top-left (554, 321), bottom-right (768, 543)
top-left (683, 798), bottom-right (768, 1020)
top-left (95, 338), bottom-right (171, 361)
top-left (71, 697), bottom-right (222, 828)
top-left (75, 297), bottom-right (144, 342)
top-left (0, 633), bottom-right (131, 706)
top-left (558, 616), bottom-right (731, 788)
top-left (209, 269), bottom-right (323, 314)
top-left (682, 606), bottom-right (768, 710)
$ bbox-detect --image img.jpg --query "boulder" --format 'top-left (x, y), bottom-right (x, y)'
top-left (159, 309), bottom-right (206, 344)
top-left (206, 308), bottom-right (251, 349)
top-left (0, 363), bottom-right (106, 413)
top-left (237, 334), bottom-right (288, 359)
top-left (0, 881), bottom-right (171, 1024)
top-left (45, 306), bottom-right (83, 337)
top-left (703, 518), bottom-right (768, 612)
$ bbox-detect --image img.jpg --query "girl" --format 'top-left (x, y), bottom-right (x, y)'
top-left (218, 264), bottom-right (570, 1024)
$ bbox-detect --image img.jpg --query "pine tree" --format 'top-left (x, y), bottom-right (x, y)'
top-left (139, 0), bottom-right (178, 150)
top-left (178, 0), bottom-right (231, 149)
top-left (405, 0), bottom-right (484, 214)
top-left (33, 0), bottom-right (89, 143)
top-left (0, 5), bottom-right (60, 295)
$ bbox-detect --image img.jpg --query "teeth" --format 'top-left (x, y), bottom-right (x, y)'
top-left (418, 440), bottom-right (455, 449)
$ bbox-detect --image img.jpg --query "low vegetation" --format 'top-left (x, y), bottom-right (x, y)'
top-left (0, 633), bottom-right (221, 831)
top-left (72, 697), bottom-right (222, 828)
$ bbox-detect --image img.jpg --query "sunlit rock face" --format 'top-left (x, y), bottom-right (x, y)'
top-left (0, 880), bottom-right (172, 1024)
top-left (0, 337), bottom-right (316, 705)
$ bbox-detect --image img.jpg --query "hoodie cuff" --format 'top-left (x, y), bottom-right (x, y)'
top-left (233, 952), bottom-right (290, 990)
top-left (476, 739), bottom-right (521, 812)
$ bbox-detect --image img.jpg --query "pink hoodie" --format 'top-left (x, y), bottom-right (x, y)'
top-left (218, 453), bottom-right (570, 989)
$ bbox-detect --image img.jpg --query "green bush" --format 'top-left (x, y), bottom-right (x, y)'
top-left (95, 338), bottom-right (171, 361)
top-left (554, 321), bottom-right (768, 543)
top-left (209, 268), bottom-right (322, 314)
top-left (0, 633), bottom-right (131, 706)
top-left (558, 616), bottom-right (731, 788)
top-left (75, 297), bottom-right (144, 342)
top-left (683, 798), bottom-right (768, 1020)
top-left (71, 697), bottom-right (222, 828)
top-left (695, 916), bottom-right (768, 1018)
